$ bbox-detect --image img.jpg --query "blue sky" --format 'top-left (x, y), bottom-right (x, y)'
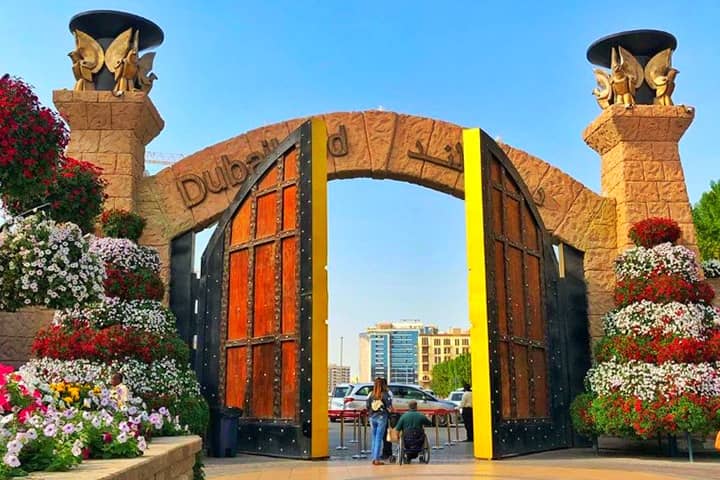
top-left (2, 1), bottom-right (719, 377)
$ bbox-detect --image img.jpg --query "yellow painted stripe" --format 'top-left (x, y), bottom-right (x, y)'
top-left (310, 117), bottom-right (329, 458)
top-left (463, 128), bottom-right (493, 460)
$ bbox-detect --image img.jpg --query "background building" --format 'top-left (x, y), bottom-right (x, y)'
top-left (418, 327), bottom-right (470, 389)
top-left (358, 321), bottom-right (429, 384)
top-left (328, 364), bottom-right (350, 393)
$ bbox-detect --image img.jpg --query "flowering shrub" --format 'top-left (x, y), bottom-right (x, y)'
top-left (587, 360), bottom-right (720, 402)
top-left (575, 393), bottom-right (720, 439)
top-left (614, 273), bottom-right (715, 307)
top-left (53, 298), bottom-right (177, 336)
top-left (615, 243), bottom-right (699, 283)
top-left (31, 323), bottom-right (189, 365)
top-left (90, 237), bottom-right (161, 274)
top-left (0, 76), bottom-right (66, 202)
top-left (0, 214), bottom-right (105, 311)
top-left (46, 158), bottom-right (106, 234)
top-left (0, 364), bottom-right (188, 478)
top-left (702, 259), bottom-right (720, 279)
top-left (602, 301), bottom-right (720, 339)
top-left (628, 217), bottom-right (682, 248)
top-left (22, 358), bottom-right (201, 405)
top-left (105, 267), bottom-right (164, 301)
top-left (594, 331), bottom-right (720, 364)
top-left (100, 210), bottom-right (146, 242)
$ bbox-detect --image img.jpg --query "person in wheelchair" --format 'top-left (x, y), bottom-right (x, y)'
top-left (394, 400), bottom-right (432, 463)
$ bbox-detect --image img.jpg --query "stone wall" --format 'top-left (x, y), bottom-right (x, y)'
top-left (28, 435), bottom-right (201, 480)
top-left (0, 308), bottom-right (54, 368)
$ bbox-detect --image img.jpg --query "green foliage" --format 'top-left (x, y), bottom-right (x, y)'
top-left (100, 209), bottom-right (146, 242)
top-left (570, 393), bottom-right (597, 438)
top-left (430, 353), bottom-right (471, 398)
top-left (692, 180), bottom-right (720, 260)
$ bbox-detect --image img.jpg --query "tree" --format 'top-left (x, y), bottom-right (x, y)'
top-left (430, 353), bottom-right (471, 398)
top-left (692, 180), bottom-right (720, 260)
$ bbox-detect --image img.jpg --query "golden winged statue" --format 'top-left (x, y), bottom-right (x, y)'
top-left (68, 30), bottom-right (104, 91)
top-left (105, 28), bottom-right (139, 94)
top-left (610, 46), bottom-right (644, 106)
top-left (645, 48), bottom-right (678, 106)
top-left (136, 52), bottom-right (158, 93)
top-left (592, 68), bottom-right (613, 109)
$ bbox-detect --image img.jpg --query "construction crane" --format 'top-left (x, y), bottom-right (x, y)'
top-left (145, 151), bottom-right (185, 165)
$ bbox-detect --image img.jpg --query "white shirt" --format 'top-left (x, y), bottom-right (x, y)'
top-left (460, 391), bottom-right (473, 409)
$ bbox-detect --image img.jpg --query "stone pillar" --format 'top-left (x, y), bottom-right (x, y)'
top-left (583, 104), bottom-right (696, 252)
top-left (53, 90), bottom-right (164, 212)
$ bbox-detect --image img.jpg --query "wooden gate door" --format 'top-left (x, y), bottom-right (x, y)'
top-left (197, 119), bottom-right (328, 459)
top-left (464, 128), bottom-right (571, 458)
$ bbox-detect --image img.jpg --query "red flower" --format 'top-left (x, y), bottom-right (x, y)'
top-left (628, 217), bottom-right (682, 248)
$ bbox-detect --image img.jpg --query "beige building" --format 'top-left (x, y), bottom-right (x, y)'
top-left (418, 327), bottom-right (470, 389)
top-left (328, 364), bottom-right (350, 393)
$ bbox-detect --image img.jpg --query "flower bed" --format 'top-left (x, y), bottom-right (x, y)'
top-left (31, 322), bottom-right (189, 365)
top-left (89, 238), bottom-right (160, 274)
top-left (702, 259), bottom-right (720, 279)
top-left (0, 364), bottom-right (187, 478)
top-left (0, 214), bottom-right (105, 311)
top-left (53, 298), bottom-right (177, 336)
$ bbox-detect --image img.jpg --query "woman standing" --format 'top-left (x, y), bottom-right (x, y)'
top-left (366, 377), bottom-right (392, 465)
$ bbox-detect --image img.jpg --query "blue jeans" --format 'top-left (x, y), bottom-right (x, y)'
top-left (370, 414), bottom-right (388, 461)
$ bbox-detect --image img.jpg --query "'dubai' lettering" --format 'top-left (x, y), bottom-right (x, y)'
top-left (176, 155), bottom-right (250, 208)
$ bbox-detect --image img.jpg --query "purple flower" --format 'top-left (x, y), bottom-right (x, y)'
top-left (43, 424), bottom-right (57, 437)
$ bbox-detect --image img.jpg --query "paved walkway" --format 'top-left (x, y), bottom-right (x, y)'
top-left (206, 448), bottom-right (720, 480)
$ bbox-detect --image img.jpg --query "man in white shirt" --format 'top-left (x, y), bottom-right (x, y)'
top-left (460, 383), bottom-right (473, 442)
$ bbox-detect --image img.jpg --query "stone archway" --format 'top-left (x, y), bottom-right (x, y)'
top-left (134, 111), bottom-right (617, 340)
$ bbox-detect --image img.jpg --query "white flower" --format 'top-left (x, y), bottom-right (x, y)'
top-left (702, 259), bottom-right (720, 278)
top-left (72, 439), bottom-right (83, 457)
top-left (117, 431), bottom-right (128, 444)
top-left (3, 453), bottom-right (21, 468)
top-left (615, 243), bottom-right (700, 282)
top-left (43, 424), bottom-right (57, 437)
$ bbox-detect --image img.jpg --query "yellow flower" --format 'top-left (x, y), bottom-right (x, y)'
top-left (56, 383), bottom-right (66, 393)
top-left (93, 386), bottom-right (101, 394)
top-left (63, 396), bottom-right (73, 404)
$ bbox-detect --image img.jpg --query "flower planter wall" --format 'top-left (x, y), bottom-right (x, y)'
top-left (0, 308), bottom-right (53, 368)
top-left (26, 436), bottom-right (201, 480)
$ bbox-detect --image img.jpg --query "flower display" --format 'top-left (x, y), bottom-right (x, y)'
top-left (602, 301), bottom-right (720, 339)
top-left (31, 322), bottom-right (189, 365)
top-left (100, 209), bottom-right (146, 242)
top-left (614, 243), bottom-right (699, 282)
top-left (22, 357), bottom-right (200, 401)
top-left (0, 76), bottom-right (66, 202)
top-left (104, 267), bottom-right (165, 301)
top-left (89, 237), bottom-right (161, 274)
top-left (614, 273), bottom-right (715, 307)
top-left (572, 217), bottom-right (720, 440)
top-left (0, 364), bottom-right (186, 478)
top-left (0, 214), bottom-right (105, 311)
top-left (702, 259), bottom-right (720, 279)
top-left (53, 298), bottom-right (177, 336)
top-left (628, 217), bottom-right (682, 248)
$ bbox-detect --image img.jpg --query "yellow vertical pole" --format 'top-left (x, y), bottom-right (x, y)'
top-left (310, 117), bottom-right (329, 458)
top-left (462, 128), bottom-right (494, 460)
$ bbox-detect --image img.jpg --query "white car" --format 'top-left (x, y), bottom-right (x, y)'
top-left (446, 389), bottom-right (464, 409)
top-left (328, 383), bottom-right (354, 422)
top-left (344, 383), bottom-right (457, 426)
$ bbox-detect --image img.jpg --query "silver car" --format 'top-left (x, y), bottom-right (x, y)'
top-left (344, 383), bottom-right (457, 426)
top-left (328, 383), bottom-right (354, 422)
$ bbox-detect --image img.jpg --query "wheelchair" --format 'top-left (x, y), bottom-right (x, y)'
top-left (395, 427), bottom-right (430, 464)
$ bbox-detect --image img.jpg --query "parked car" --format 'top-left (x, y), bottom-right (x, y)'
top-left (446, 389), bottom-right (464, 409)
top-left (343, 383), bottom-right (457, 426)
top-left (446, 389), bottom-right (465, 423)
top-left (328, 383), bottom-right (354, 422)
